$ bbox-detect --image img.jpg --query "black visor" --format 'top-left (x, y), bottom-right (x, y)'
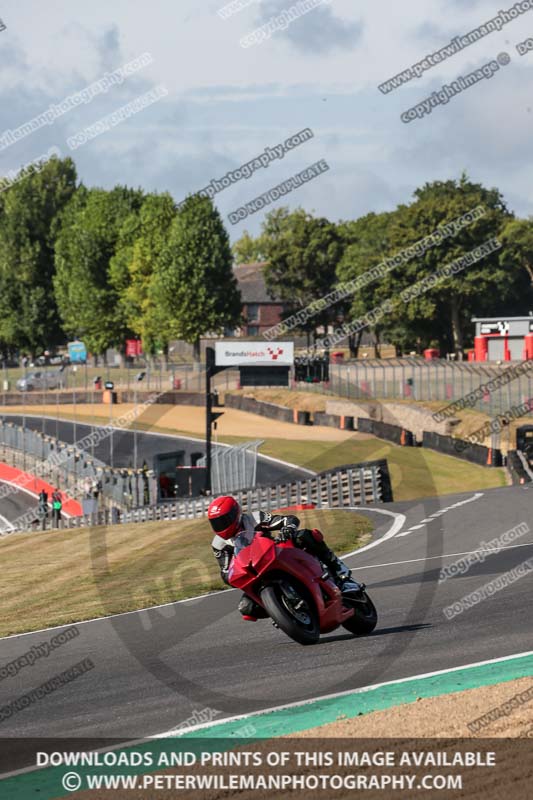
top-left (210, 505), bottom-right (239, 533)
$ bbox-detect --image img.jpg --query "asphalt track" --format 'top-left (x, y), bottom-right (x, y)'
top-left (0, 481), bottom-right (36, 528)
top-left (0, 414), bottom-right (309, 485)
top-left (0, 482), bottom-right (532, 762)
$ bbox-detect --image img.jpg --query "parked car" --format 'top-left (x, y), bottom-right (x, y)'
top-left (16, 371), bottom-right (63, 391)
top-left (33, 354), bottom-right (68, 367)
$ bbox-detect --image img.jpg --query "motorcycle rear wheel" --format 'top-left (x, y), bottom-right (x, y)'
top-left (261, 580), bottom-right (320, 645)
top-left (341, 590), bottom-right (378, 635)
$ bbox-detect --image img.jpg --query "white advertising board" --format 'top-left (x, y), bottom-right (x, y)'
top-left (214, 341), bottom-right (294, 366)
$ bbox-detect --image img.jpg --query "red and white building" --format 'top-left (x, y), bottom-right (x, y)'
top-left (472, 316), bottom-right (533, 361)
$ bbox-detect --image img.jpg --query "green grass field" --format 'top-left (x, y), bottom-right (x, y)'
top-left (0, 509), bottom-right (372, 637)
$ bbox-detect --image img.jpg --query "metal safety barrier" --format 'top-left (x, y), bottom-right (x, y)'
top-left (50, 460), bottom-right (390, 532)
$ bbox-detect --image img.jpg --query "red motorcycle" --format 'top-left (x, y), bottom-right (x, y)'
top-left (228, 530), bottom-right (377, 645)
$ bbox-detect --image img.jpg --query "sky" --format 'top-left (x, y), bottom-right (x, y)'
top-left (1, 0), bottom-right (533, 240)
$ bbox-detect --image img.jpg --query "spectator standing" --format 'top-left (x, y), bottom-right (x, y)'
top-left (51, 489), bottom-right (63, 528)
top-left (38, 489), bottom-right (49, 531)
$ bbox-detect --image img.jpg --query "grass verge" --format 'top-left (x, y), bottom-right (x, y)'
top-left (258, 437), bottom-right (507, 500)
top-left (0, 509), bottom-right (373, 638)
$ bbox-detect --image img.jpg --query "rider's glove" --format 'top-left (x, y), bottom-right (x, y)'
top-left (278, 525), bottom-right (295, 542)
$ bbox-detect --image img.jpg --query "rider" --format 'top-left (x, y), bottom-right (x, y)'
top-left (208, 495), bottom-right (357, 621)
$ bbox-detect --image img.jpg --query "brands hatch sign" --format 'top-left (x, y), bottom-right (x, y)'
top-left (214, 341), bottom-right (294, 366)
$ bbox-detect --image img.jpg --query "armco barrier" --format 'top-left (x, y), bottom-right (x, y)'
top-left (507, 449), bottom-right (533, 484)
top-left (357, 417), bottom-right (503, 466)
top-left (323, 459), bottom-right (393, 503)
top-left (293, 409), bottom-right (311, 425)
top-left (224, 394), bottom-right (295, 423)
top-left (357, 417), bottom-right (414, 446)
top-left (422, 431), bottom-right (502, 467)
top-left (226, 396), bottom-right (357, 429)
top-left (119, 391), bottom-right (204, 405)
top-left (313, 412), bottom-right (354, 431)
top-left (11, 460), bottom-right (392, 534)
top-left (0, 390), bottom-right (205, 406)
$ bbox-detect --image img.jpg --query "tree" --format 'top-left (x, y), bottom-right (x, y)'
top-left (121, 193), bottom-right (177, 353)
top-left (232, 230), bottom-right (267, 264)
top-left (0, 155), bottom-right (77, 356)
top-left (261, 207), bottom-right (344, 341)
top-left (54, 186), bottom-right (144, 360)
top-left (499, 218), bottom-right (533, 302)
top-left (111, 192), bottom-right (177, 357)
top-left (337, 211), bottom-right (400, 356)
top-left (338, 176), bottom-right (514, 356)
top-left (149, 195), bottom-right (242, 361)
top-left (387, 175), bottom-right (513, 354)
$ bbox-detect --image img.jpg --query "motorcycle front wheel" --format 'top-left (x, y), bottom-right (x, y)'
top-left (261, 580), bottom-right (320, 645)
top-left (341, 590), bottom-right (378, 635)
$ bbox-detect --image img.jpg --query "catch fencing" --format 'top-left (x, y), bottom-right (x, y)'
top-left (4, 358), bottom-right (533, 414)
top-left (0, 361), bottom-right (240, 397)
top-left (0, 418), bottom-right (158, 510)
top-left (0, 420), bottom-right (263, 513)
top-left (300, 358), bottom-right (533, 420)
top-left (198, 440), bottom-right (261, 494)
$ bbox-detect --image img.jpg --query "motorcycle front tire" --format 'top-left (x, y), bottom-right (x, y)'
top-left (260, 581), bottom-right (320, 646)
top-left (341, 591), bottom-right (378, 635)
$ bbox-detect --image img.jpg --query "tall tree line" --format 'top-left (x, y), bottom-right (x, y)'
top-left (234, 175), bottom-right (533, 356)
top-left (0, 156), bottom-right (241, 362)
top-left (2, 157), bottom-right (532, 361)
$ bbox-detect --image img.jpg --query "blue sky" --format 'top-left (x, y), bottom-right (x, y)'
top-left (1, 0), bottom-right (533, 240)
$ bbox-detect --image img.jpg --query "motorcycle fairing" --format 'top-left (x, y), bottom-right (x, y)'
top-left (228, 533), bottom-right (354, 632)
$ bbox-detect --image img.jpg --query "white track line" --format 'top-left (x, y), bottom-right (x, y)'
top-left (153, 648), bottom-right (533, 738)
top-left (0, 587), bottom-right (234, 642)
top-left (0, 511), bottom-right (14, 533)
top-left (349, 541), bottom-right (533, 571)
top-left (340, 507), bottom-right (406, 558)
top-left (398, 492), bottom-right (484, 537)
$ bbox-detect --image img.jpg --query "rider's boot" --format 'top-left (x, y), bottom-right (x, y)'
top-left (294, 529), bottom-right (364, 593)
top-left (323, 553), bottom-right (363, 593)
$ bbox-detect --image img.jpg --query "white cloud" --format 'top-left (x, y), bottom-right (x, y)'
top-left (0, 0), bottom-right (532, 239)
